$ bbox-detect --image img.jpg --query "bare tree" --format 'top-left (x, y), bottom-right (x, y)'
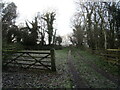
top-left (42, 12), bottom-right (56, 45)
top-left (72, 1), bottom-right (120, 50)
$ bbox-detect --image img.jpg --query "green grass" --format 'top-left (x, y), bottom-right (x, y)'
top-left (49, 49), bottom-right (72, 88)
top-left (3, 49), bottom-right (72, 88)
top-left (72, 48), bottom-right (119, 76)
top-left (71, 48), bottom-right (118, 88)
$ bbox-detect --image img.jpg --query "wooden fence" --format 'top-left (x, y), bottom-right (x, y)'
top-left (2, 49), bottom-right (56, 71)
top-left (102, 49), bottom-right (120, 65)
top-left (92, 49), bottom-right (120, 65)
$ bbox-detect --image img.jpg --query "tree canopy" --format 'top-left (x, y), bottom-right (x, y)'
top-left (70, 1), bottom-right (120, 49)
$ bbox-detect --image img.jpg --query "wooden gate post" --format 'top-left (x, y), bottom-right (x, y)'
top-left (50, 48), bottom-right (56, 71)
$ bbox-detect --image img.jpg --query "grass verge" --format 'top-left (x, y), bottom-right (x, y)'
top-left (54, 49), bottom-right (72, 88)
top-left (71, 48), bottom-right (118, 88)
top-left (72, 48), bottom-right (119, 76)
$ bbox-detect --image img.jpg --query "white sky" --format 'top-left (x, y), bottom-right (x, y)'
top-left (4, 0), bottom-right (76, 36)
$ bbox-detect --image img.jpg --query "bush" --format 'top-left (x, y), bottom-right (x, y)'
top-left (2, 42), bottom-right (24, 64)
top-left (3, 43), bottom-right (23, 51)
top-left (23, 44), bottom-right (63, 50)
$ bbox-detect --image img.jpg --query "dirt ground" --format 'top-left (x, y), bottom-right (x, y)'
top-left (67, 50), bottom-right (89, 88)
top-left (2, 49), bottom-right (119, 88)
top-left (76, 51), bottom-right (119, 85)
top-left (67, 50), bottom-right (119, 88)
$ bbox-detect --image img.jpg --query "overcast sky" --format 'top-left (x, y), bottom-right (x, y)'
top-left (4, 0), bottom-right (76, 36)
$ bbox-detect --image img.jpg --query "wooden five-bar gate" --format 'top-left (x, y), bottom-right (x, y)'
top-left (2, 49), bottom-right (56, 71)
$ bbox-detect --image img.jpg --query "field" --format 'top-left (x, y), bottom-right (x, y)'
top-left (2, 48), bottom-right (119, 88)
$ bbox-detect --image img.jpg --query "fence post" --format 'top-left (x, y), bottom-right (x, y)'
top-left (50, 48), bottom-right (56, 71)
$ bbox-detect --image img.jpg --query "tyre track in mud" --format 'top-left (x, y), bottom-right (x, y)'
top-left (67, 50), bottom-right (89, 88)
top-left (75, 51), bottom-right (120, 88)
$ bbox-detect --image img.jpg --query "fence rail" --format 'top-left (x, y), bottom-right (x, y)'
top-left (94, 49), bottom-right (120, 65)
top-left (2, 49), bottom-right (56, 71)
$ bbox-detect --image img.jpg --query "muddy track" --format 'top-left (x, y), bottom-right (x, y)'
top-left (76, 51), bottom-right (120, 88)
top-left (67, 50), bottom-right (89, 88)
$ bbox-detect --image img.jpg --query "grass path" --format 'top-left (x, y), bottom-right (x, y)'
top-left (2, 49), bottom-right (119, 88)
top-left (76, 51), bottom-right (119, 85)
top-left (70, 48), bottom-right (119, 88)
top-left (67, 50), bottom-right (88, 88)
